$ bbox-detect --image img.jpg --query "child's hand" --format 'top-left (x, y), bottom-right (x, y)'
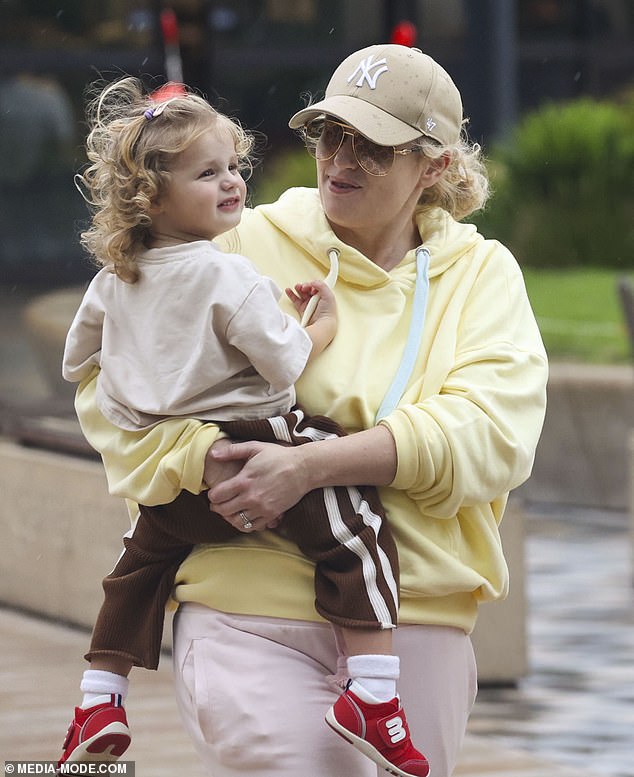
top-left (286, 280), bottom-right (337, 357)
top-left (285, 280), bottom-right (337, 325)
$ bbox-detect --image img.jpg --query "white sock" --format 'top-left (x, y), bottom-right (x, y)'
top-left (80, 669), bottom-right (129, 708)
top-left (347, 654), bottom-right (400, 702)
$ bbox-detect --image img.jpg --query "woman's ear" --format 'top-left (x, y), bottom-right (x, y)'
top-left (419, 152), bottom-right (451, 187)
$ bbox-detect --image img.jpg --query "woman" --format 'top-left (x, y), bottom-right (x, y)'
top-left (74, 44), bottom-right (548, 777)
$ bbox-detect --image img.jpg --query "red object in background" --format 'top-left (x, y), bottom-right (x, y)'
top-left (159, 7), bottom-right (184, 85)
top-left (390, 20), bottom-right (417, 47)
top-left (160, 7), bottom-right (179, 46)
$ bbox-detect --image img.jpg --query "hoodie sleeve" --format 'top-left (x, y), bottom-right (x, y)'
top-left (380, 242), bottom-right (548, 518)
top-left (74, 367), bottom-right (221, 505)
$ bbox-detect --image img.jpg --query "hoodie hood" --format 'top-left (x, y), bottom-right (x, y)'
top-left (252, 187), bottom-right (483, 285)
top-left (249, 187), bottom-right (486, 424)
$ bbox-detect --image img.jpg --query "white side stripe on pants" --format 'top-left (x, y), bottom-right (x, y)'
top-left (268, 408), bottom-right (398, 628)
top-left (349, 485), bottom-right (400, 618)
top-left (323, 486), bottom-right (397, 629)
top-left (268, 409), bottom-right (336, 445)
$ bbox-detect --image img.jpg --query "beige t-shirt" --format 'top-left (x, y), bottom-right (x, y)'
top-left (63, 240), bottom-right (312, 430)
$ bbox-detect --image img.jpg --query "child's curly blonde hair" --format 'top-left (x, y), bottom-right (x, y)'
top-left (77, 77), bottom-right (255, 283)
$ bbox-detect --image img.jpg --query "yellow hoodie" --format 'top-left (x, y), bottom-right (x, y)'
top-left (75, 188), bottom-right (548, 634)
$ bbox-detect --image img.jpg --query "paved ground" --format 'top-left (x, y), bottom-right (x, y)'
top-left (0, 606), bottom-right (591, 777)
top-left (470, 505), bottom-right (634, 777)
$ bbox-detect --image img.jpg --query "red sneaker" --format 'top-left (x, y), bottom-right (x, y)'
top-left (325, 682), bottom-right (430, 777)
top-left (57, 694), bottom-right (131, 768)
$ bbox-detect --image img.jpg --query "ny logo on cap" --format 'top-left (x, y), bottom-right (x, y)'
top-left (347, 55), bottom-right (388, 90)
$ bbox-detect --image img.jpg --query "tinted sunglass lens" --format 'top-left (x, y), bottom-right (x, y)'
top-left (354, 136), bottom-right (394, 175)
top-left (304, 120), bottom-right (323, 142)
top-left (303, 121), bottom-right (323, 158)
top-left (305, 121), bottom-right (395, 174)
top-left (317, 123), bottom-right (344, 159)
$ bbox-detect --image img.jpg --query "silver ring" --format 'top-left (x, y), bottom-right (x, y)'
top-left (239, 510), bottom-right (253, 529)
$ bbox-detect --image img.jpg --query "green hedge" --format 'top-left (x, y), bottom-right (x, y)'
top-left (251, 145), bottom-right (317, 206)
top-left (474, 95), bottom-right (634, 268)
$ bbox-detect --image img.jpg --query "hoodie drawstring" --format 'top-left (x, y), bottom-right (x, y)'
top-left (375, 246), bottom-right (430, 422)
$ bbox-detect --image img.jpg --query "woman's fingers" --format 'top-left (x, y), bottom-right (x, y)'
top-left (211, 506), bottom-right (283, 533)
top-left (208, 441), bottom-right (308, 521)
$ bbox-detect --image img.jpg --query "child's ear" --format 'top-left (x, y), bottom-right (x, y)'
top-left (148, 197), bottom-right (163, 215)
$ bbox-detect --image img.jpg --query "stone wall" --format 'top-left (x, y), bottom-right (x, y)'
top-left (518, 363), bottom-right (634, 510)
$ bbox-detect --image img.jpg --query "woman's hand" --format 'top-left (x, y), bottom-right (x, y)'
top-left (203, 437), bottom-right (244, 491)
top-left (204, 438), bottom-right (276, 533)
top-left (206, 425), bottom-right (397, 533)
top-left (207, 440), bottom-right (310, 529)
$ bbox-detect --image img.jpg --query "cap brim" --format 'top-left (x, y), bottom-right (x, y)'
top-left (289, 95), bottom-right (423, 146)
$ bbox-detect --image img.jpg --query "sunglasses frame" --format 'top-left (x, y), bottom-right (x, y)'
top-left (302, 118), bottom-right (422, 176)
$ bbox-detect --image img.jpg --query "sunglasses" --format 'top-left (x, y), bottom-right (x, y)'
top-left (302, 118), bottom-right (422, 176)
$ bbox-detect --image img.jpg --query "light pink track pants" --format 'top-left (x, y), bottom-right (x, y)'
top-left (172, 604), bottom-right (477, 777)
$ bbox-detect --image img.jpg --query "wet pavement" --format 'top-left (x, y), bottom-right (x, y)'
top-left (0, 605), bottom-right (593, 777)
top-left (470, 504), bottom-right (634, 777)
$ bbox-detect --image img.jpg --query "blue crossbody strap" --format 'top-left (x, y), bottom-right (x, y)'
top-left (375, 246), bottom-right (430, 422)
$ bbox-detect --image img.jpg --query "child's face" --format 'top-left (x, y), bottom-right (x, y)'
top-left (150, 126), bottom-right (246, 246)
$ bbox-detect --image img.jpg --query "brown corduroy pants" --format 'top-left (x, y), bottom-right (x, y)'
top-left (86, 407), bottom-right (400, 670)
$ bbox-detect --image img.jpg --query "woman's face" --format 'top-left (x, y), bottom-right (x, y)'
top-left (315, 122), bottom-right (437, 252)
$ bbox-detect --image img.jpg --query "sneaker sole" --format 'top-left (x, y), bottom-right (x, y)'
top-left (64, 722), bottom-right (131, 763)
top-left (325, 708), bottom-right (430, 777)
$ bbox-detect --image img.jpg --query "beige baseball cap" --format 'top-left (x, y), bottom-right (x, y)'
top-left (289, 44), bottom-right (463, 147)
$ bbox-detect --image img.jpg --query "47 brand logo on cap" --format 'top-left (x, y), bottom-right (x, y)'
top-left (347, 54), bottom-right (389, 90)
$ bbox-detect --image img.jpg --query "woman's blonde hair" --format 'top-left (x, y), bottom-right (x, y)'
top-left (414, 128), bottom-right (490, 220)
top-left (77, 77), bottom-right (254, 283)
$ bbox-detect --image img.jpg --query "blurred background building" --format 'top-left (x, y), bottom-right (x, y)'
top-left (1, 0), bottom-right (633, 285)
